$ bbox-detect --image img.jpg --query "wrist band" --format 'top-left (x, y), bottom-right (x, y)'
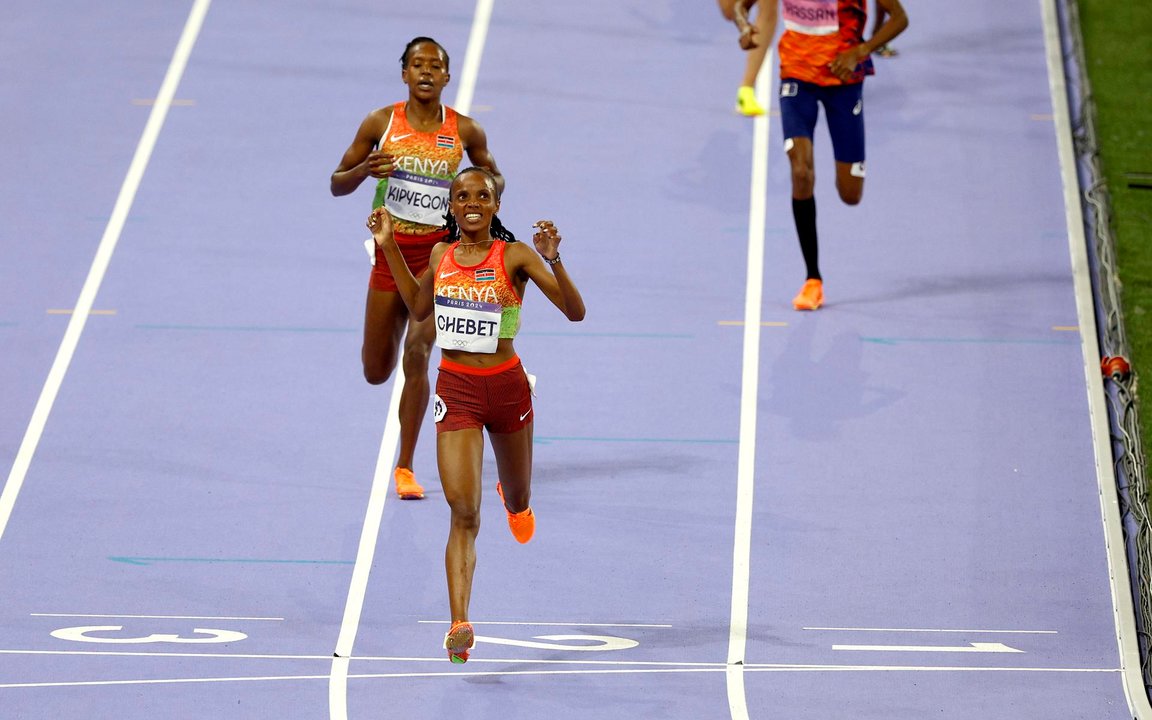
top-left (544, 253), bottom-right (562, 266)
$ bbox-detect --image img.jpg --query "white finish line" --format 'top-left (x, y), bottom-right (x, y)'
top-left (833, 642), bottom-right (1024, 654)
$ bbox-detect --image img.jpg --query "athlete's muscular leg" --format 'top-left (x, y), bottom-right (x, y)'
top-left (396, 314), bottom-right (435, 469)
top-left (834, 161), bottom-right (865, 205)
top-left (437, 428), bottom-right (485, 622)
top-left (362, 288), bottom-right (408, 384)
top-left (489, 423), bottom-right (534, 513)
top-left (787, 136), bottom-right (821, 280)
top-left (786, 136), bottom-right (816, 199)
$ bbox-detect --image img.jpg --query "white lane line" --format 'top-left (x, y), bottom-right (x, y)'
top-left (0, 0), bottom-right (213, 546)
top-left (833, 642), bottom-right (1024, 654)
top-left (0, 650), bottom-right (336, 660)
top-left (0, 662), bottom-right (1122, 690)
top-left (31, 613), bottom-right (284, 621)
top-left (1039, 0), bottom-right (1152, 718)
top-left (0, 646), bottom-right (1123, 672)
top-left (452, 0), bottom-right (495, 114)
top-left (805, 626), bottom-right (1057, 634)
top-left (327, 1), bottom-right (494, 717)
top-left (329, 386), bottom-right (402, 659)
top-left (416, 620), bottom-right (673, 628)
top-left (726, 52), bottom-right (775, 720)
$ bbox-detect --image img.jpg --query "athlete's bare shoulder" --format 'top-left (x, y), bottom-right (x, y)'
top-left (455, 112), bottom-right (487, 143)
top-left (362, 104), bottom-right (396, 131)
top-left (429, 239), bottom-right (452, 268)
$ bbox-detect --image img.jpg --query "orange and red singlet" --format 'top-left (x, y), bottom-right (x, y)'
top-left (778, 0), bottom-right (874, 86)
top-left (373, 102), bottom-right (464, 236)
top-left (432, 241), bottom-right (522, 354)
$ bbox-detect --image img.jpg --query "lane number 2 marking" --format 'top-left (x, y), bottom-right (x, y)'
top-left (476, 634), bottom-right (638, 651)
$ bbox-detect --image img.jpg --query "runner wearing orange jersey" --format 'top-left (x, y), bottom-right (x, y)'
top-left (368, 167), bottom-right (585, 663)
top-left (331, 38), bottom-right (503, 499)
top-left (746, 0), bottom-right (907, 309)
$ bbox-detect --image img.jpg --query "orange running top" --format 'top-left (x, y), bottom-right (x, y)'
top-left (373, 102), bottom-right (464, 236)
top-left (778, 0), bottom-right (874, 86)
top-left (433, 241), bottom-right (523, 353)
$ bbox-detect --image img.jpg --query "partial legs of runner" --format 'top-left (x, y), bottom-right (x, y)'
top-left (396, 314), bottom-right (435, 471)
top-left (437, 427), bottom-right (485, 624)
top-left (363, 287), bottom-right (433, 498)
top-left (492, 424), bottom-right (536, 544)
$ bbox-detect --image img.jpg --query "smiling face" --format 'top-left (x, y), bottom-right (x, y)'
top-left (449, 171), bottom-right (500, 237)
top-left (401, 42), bottom-right (450, 101)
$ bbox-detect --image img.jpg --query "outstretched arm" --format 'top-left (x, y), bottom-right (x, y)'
top-left (366, 207), bottom-right (437, 320)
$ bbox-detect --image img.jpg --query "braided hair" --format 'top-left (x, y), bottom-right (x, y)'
top-left (442, 167), bottom-right (517, 243)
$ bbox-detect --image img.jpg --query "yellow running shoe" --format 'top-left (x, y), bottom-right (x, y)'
top-left (792, 279), bottom-right (824, 311)
top-left (496, 482), bottom-right (535, 544)
top-left (736, 86), bottom-right (765, 116)
top-left (443, 620), bottom-right (474, 664)
top-left (394, 467), bottom-right (425, 500)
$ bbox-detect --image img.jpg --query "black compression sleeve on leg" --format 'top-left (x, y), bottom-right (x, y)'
top-left (792, 196), bottom-right (820, 281)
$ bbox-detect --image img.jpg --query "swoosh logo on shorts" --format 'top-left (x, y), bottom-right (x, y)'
top-left (519, 409), bottom-right (532, 421)
top-left (390, 133), bottom-right (413, 142)
top-left (439, 270), bottom-right (459, 279)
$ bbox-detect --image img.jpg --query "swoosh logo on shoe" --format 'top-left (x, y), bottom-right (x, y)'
top-left (390, 133), bottom-right (413, 142)
top-left (439, 270), bottom-right (459, 279)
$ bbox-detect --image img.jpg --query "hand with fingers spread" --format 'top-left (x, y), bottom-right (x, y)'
top-left (532, 220), bottom-right (562, 264)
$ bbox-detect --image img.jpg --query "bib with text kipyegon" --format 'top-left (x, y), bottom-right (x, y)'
top-left (435, 295), bottom-right (502, 353)
top-left (384, 170), bottom-right (451, 226)
top-left (781, 0), bottom-right (839, 36)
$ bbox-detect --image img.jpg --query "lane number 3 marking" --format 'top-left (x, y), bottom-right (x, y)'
top-left (51, 625), bottom-right (248, 644)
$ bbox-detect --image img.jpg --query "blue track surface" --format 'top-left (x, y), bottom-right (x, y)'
top-left (0, 1), bottom-right (1142, 718)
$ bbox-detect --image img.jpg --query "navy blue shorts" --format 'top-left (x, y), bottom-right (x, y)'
top-left (779, 79), bottom-right (866, 164)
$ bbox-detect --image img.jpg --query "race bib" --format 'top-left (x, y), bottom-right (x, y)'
top-left (435, 295), bottom-right (502, 353)
top-left (384, 170), bottom-right (451, 225)
top-left (781, 0), bottom-right (839, 35)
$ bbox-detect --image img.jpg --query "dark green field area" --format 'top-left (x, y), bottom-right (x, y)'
top-left (1076, 1), bottom-right (1152, 454)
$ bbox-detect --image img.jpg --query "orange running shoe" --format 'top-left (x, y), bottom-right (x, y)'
top-left (496, 482), bottom-right (535, 544)
top-left (792, 279), bottom-right (824, 311)
top-left (394, 467), bottom-right (425, 500)
top-left (443, 620), bottom-right (474, 664)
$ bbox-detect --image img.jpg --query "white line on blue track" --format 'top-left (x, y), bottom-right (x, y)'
top-left (804, 626), bottom-right (1058, 634)
top-left (30, 613), bottom-right (284, 621)
top-left (0, 0), bottom-right (213, 547)
top-left (327, 3), bottom-right (495, 719)
top-left (0, 660), bottom-right (1123, 691)
top-left (416, 620), bottom-right (674, 627)
top-left (725, 48), bottom-right (775, 720)
top-left (1039, 0), bottom-right (1152, 715)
